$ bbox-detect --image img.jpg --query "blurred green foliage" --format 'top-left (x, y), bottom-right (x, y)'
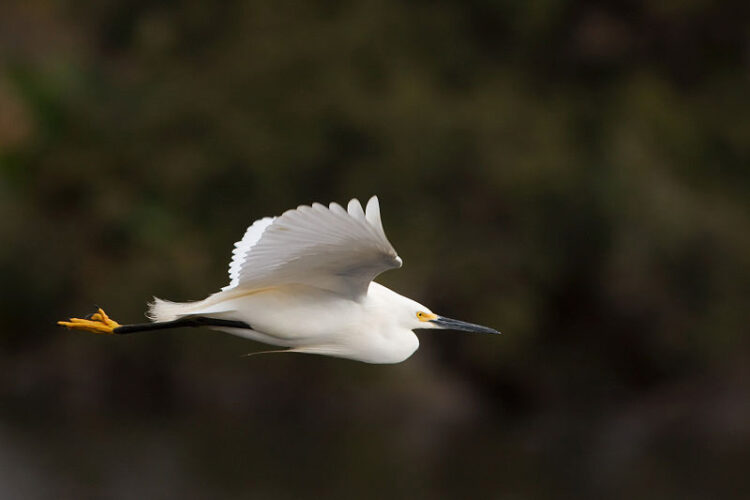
top-left (1, 0), bottom-right (749, 498)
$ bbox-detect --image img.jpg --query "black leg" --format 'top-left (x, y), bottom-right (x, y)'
top-left (113, 317), bottom-right (253, 335)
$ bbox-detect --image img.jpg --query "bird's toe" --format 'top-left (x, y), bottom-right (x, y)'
top-left (58, 308), bottom-right (121, 334)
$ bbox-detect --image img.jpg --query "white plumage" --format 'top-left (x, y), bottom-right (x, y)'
top-left (139, 196), bottom-right (497, 363)
top-left (223, 216), bottom-right (275, 291)
top-left (226, 196), bottom-right (401, 297)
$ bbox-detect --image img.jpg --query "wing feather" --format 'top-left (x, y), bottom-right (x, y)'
top-left (223, 216), bottom-right (275, 291)
top-left (223, 196), bottom-right (401, 298)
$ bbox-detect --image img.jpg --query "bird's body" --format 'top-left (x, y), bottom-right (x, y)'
top-left (152, 282), bottom-right (420, 363)
top-left (59, 196), bottom-right (498, 364)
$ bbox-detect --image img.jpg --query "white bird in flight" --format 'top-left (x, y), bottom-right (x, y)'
top-left (59, 196), bottom-right (499, 363)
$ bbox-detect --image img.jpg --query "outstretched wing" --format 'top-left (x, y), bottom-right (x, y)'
top-left (222, 196), bottom-right (402, 299)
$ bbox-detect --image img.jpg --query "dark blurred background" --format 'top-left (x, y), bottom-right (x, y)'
top-left (1, 0), bottom-right (750, 498)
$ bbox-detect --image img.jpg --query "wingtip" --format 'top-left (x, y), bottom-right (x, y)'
top-left (365, 195), bottom-right (386, 234)
top-left (347, 198), bottom-right (366, 221)
top-left (365, 195), bottom-right (379, 213)
top-left (328, 201), bottom-right (347, 216)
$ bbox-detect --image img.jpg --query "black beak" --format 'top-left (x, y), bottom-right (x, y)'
top-left (430, 316), bottom-right (500, 335)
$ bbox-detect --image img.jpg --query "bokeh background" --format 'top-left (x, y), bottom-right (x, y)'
top-left (2, 0), bottom-right (750, 498)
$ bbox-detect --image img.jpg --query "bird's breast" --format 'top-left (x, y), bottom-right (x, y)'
top-left (210, 285), bottom-right (420, 363)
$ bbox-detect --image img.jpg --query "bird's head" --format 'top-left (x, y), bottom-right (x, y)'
top-left (410, 308), bottom-right (500, 335)
top-left (376, 284), bottom-right (500, 335)
top-left (393, 293), bottom-right (499, 335)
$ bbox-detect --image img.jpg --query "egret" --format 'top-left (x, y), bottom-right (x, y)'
top-left (58, 196), bottom-right (499, 363)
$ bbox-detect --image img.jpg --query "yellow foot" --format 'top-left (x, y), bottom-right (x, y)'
top-left (58, 307), bottom-right (121, 335)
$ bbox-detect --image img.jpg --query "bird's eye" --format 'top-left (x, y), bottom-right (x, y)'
top-left (416, 312), bottom-right (423, 319)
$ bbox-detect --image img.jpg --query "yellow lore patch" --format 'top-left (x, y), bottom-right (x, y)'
top-left (416, 311), bottom-right (437, 322)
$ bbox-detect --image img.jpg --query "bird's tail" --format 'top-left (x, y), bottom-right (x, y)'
top-left (146, 289), bottom-right (241, 323)
top-left (147, 297), bottom-right (201, 322)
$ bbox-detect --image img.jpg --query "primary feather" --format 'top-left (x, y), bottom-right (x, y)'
top-left (223, 216), bottom-right (276, 291)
